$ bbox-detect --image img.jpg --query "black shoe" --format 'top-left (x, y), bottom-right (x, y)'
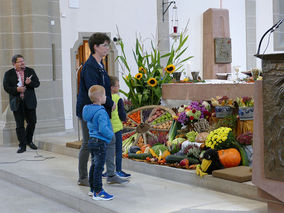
top-left (28, 142), bottom-right (37, 150)
top-left (17, 147), bottom-right (26, 153)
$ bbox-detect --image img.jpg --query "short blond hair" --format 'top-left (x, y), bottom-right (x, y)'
top-left (88, 85), bottom-right (105, 103)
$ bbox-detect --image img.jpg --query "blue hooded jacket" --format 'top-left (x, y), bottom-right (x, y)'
top-left (76, 54), bottom-right (114, 118)
top-left (82, 104), bottom-right (114, 143)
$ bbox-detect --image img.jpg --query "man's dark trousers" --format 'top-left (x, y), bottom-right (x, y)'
top-left (13, 99), bottom-right (36, 148)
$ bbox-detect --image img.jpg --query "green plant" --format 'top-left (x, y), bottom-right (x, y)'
top-left (216, 114), bottom-right (237, 130)
top-left (211, 96), bottom-right (234, 107)
top-left (116, 33), bottom-right (193, 108)
top-left (236, 96), bottom-right (254, 107)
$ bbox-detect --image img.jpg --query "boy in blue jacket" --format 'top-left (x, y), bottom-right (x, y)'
top-left (83, 85), bottom-right (114, 201)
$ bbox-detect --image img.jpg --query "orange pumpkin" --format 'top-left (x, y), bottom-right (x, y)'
top-left (218, 148), bottom-right (241, 168)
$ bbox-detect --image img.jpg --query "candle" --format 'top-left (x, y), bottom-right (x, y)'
top-left (220, 0), bottom-right (222, 8)
top-left (187, 61), bottom-right (192, 77)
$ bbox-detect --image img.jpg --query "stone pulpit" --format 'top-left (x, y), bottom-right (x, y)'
top-left (253, 53), bottom-right (284, 212)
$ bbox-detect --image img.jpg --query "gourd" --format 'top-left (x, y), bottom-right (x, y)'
top-left (218, 148), bottom-right (241, 168)
top-left (165, 155), bottom-right (199, 165)
top-left (128, 153), bottom-right (152, 160)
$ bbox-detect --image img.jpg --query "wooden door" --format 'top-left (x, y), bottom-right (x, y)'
top-left (76, 40), bottom-right (108, 94)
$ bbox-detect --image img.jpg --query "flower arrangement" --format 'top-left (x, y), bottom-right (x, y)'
top-left (211, 96), bottom-right (234, 107)
top-left (236, 96), bottom-right (254, 107)
top-left (237, 132), bottom-right (253, 145)
top-left (175, 101), bottom-right (211, 125)
top-left (205, 127), bottom-right (237, 150)
top-left (116, 33), bottom-right (193, 108)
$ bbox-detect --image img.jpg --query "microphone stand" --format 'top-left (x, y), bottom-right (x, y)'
top-left (256, 19), bottom-right (284, 55)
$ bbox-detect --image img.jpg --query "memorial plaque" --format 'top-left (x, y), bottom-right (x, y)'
top-left (214, 38), bottom-right (232, 64)
top-left (261, 54), bottom-right (284, 181)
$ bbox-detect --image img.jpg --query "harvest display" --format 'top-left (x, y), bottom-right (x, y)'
top-left (122, 105), bottom-right (175, 154)
top-left (122, 97), bottom-right (254, 177)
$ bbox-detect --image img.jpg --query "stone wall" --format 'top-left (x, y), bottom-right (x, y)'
top-left (0, 0), bottom-right (65, 145)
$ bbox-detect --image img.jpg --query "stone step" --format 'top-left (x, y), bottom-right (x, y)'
top-left (0, 147), bottom-right (267, 213)
top-left (35, 134), bottom-right (261, 202)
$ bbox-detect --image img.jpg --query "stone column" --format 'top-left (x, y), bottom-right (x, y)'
top-left (157, 0), bottom-right (170, 66)
top-left (0, 0), bottom-right (65, 146)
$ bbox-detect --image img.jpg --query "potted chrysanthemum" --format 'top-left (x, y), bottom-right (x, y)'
top-left (205, 127), bottom-right (236, 150)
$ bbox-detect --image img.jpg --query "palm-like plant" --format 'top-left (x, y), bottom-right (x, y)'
top-left (116, 33), bottom-right (193, 108)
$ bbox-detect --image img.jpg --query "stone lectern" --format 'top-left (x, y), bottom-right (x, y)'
top-left (253, 53), bottom-right (284, 212)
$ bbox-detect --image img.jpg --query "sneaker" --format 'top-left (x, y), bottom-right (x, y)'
top-left (77, 178), bottom-right (89, 187)
top-left (107, 174), bottom-right (129, 184)
top-left (92, 190), bottom-right (114, 201)
top-left (116, 171), bottom-right (131, 178)
top-left (88, 188), bottom-right (94, 196)
top-left (102, 172), bottom-right (107, 179)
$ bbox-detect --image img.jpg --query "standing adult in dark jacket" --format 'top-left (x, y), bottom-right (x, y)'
top-left (76, 33), bottom-right (127, 186)
top-left (3, 54), bottom-right (40, 153)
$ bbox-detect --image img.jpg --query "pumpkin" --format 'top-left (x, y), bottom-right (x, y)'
top-left (218, 148), bottom-right (241, 168)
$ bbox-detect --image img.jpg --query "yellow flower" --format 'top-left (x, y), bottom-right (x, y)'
top-left (135, 73), bottom-right (143, 80)
top-left (165, 64), bottom-right (175, 74)
top-left (147, 78), bottom-right (157, 87)
top-left (139, 67), bottom-right (147, 73)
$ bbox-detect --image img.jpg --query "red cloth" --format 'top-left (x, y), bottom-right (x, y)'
top-left (16, 69), bottom-right (25, 98)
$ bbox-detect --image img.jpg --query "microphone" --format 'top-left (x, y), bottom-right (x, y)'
top-left (271, 18), bottom-right (284, 32)
top-left (256, 19), bottom-right (284, 55)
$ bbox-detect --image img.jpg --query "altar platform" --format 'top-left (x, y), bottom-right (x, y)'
top-left (0, 136), bottom-right (267, 213)
top-left (162, 80), bottom-right (255, 101)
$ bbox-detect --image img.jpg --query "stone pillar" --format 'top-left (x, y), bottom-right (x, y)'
top-left (0, 0), bottom-right (65, 146)
top-left (157, 0), bottom-right (170, 66)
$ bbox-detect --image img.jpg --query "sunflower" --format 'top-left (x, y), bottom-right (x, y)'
top-left (139, 66), bottom-right (146, 73)
top-left (147, 77), bottom-right (157, 87)
top-left (165, 64), bottom-right (175, 74)
top-left (135, 73), bottom-right (143, 80)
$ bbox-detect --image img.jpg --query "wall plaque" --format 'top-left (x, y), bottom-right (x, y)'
top-left (214, 38), bottom-right (232, 64)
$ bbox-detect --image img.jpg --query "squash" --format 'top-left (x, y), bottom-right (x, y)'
top-left (218, 148), bottom-right (241, 168)
top-left (161, 150), bottom-right (171, 160)
top-left (149, 148), bottom-right (159, 158)
top-left (128, 153), bottom-right (152, 160)
top-left (140, 144), bottom-right (150, 153)
top-left (165, 155), bottom-right (199, 165)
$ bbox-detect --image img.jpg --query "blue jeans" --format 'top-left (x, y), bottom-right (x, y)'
top-left (78, 119), bottom-right (116, 181)
top-left (88, 137), bottom-right (107, 193)
top-left (115, 131), bottom-right (122, 172)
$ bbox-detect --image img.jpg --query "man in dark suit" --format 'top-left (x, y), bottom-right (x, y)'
top-left (3, 54), bottom-right (40, 153)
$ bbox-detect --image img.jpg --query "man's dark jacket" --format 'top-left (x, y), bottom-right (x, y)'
top-left (3, 67), bottom-right (40, 111)
top-left (76, 55), bottom-right (114, 118)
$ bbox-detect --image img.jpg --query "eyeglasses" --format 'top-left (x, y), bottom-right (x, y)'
top-left (15, 60), bottom-right (24, 63)
top-left (101, 43), bottom-right (110, 48)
